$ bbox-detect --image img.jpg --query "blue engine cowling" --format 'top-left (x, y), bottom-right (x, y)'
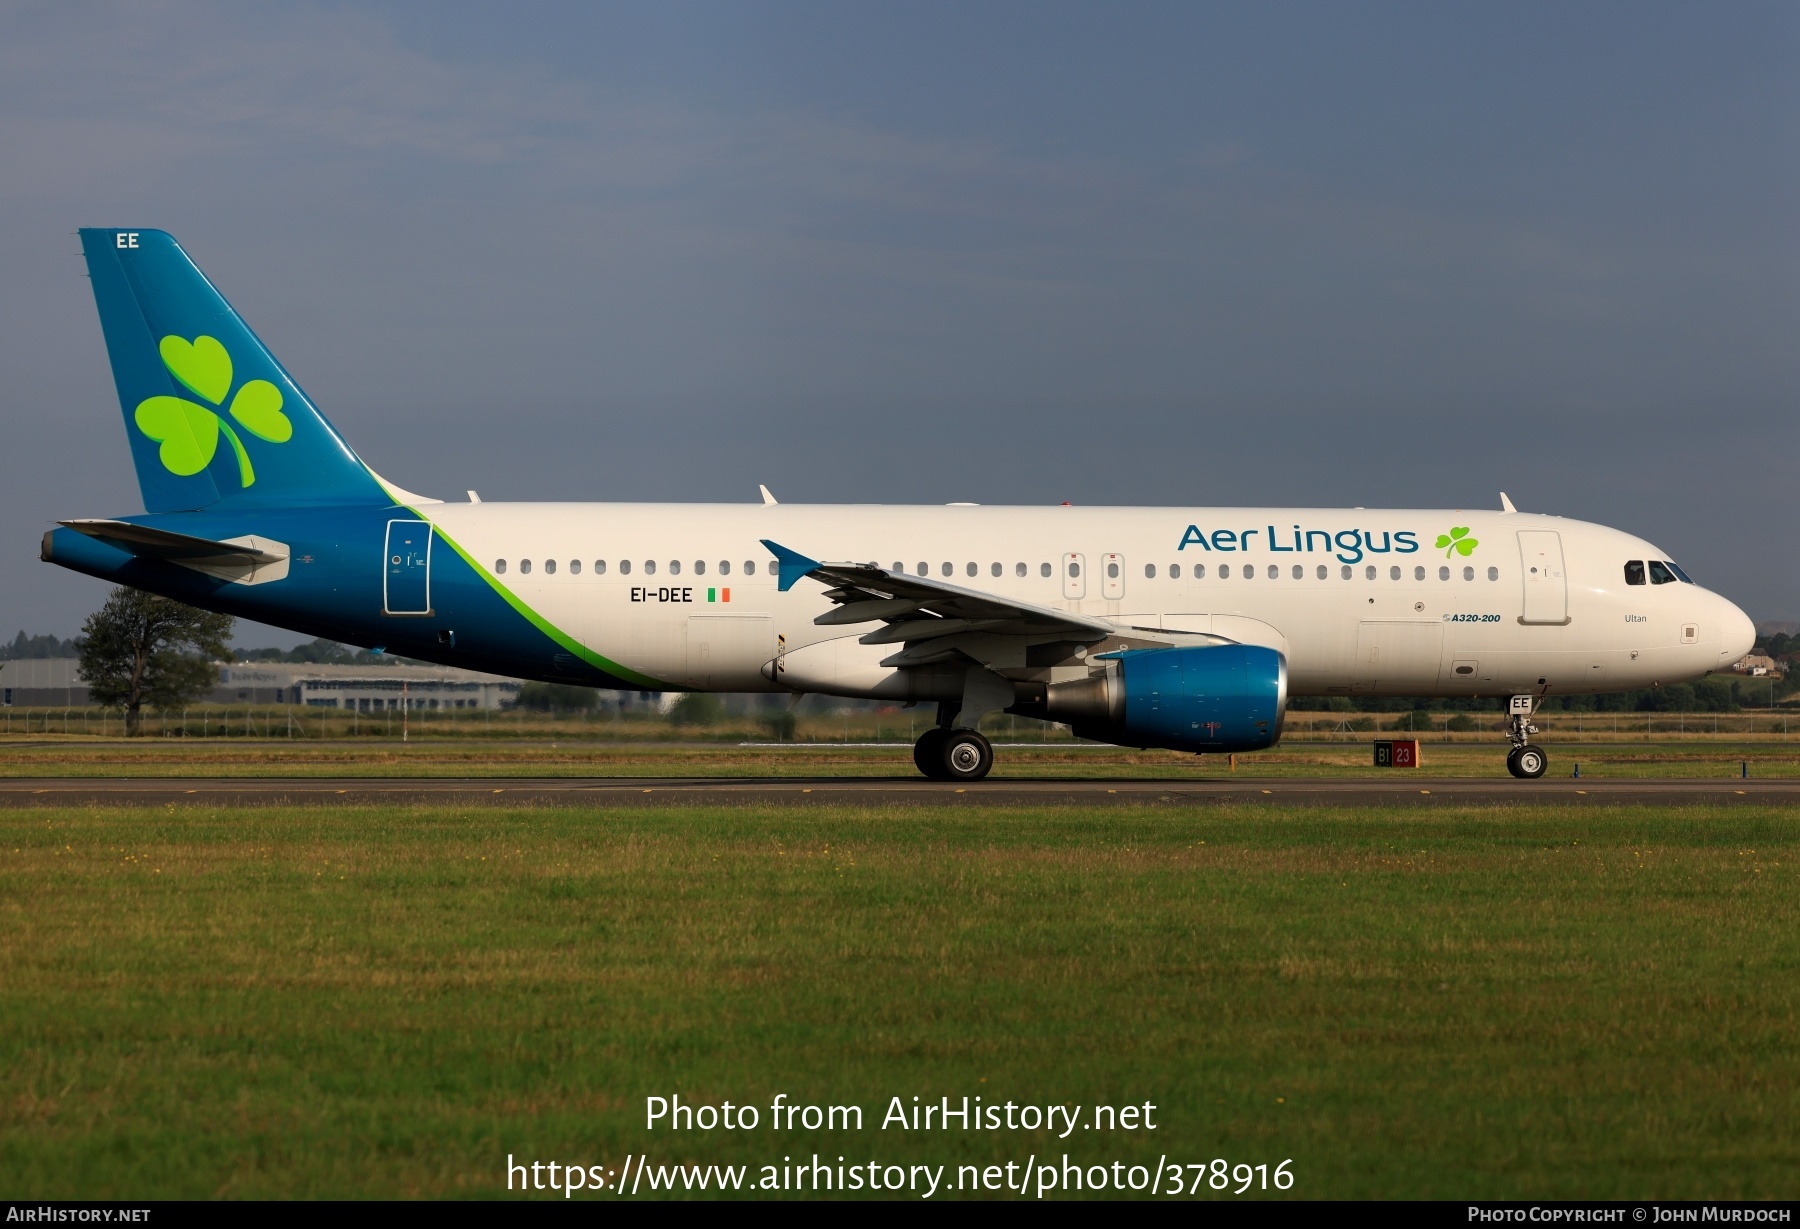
top-left (1050, 643), bottom-right (1287, 753)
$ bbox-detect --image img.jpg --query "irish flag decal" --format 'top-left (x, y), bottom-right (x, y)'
top-left (707, 588), bottom-right (731, 603)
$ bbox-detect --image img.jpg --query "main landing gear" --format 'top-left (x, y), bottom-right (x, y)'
top-left (913, 725), bottom-right (995, 782)
top-left (913, 675), bottom-right (1009, 782)
top-left (1506, 695), bottom-right (1547, 779)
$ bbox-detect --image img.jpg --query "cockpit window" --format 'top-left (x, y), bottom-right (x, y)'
top-left (1624, 561), bottom-right (1646, 586)
top-left (1665, 561), bottom-right (1695, 584)
top-left (1648, 560), bottom-right (1678, 585)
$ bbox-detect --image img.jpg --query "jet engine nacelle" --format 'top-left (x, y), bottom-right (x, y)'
top-left (1045, 643), bottom-right (1287, 753)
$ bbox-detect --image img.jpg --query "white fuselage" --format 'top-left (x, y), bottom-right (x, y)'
top-left (419, 502), bottom-right (1755, 701)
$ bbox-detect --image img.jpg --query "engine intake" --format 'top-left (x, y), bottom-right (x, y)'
top-left (1045, 643), bottom-right (1287, 753)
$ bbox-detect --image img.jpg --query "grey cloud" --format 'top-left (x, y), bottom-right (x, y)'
top-left (0, 0), bottom-right (1793, 640)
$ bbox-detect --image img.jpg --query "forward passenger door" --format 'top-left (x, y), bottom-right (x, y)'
top-left (1517, 531), bottom-right (1569, 625)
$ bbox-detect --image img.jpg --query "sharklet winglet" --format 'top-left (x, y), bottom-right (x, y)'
top-left (761, 539), bottom-right (819, 592)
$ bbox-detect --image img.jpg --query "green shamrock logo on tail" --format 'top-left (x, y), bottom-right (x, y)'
top-left (134, 335), bottom-right (291, 487)
top-left (1436, 526), bottom-right (1479, 558)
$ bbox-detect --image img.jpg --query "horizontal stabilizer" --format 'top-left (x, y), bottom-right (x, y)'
top-left (59, 519), bottom-right (286, 564)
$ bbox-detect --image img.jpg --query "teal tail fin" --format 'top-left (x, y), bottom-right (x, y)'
top-left (79, 228), bottom-right (389, 512)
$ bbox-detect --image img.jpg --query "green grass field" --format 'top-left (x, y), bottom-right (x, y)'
top-left (2, 735), bottom-right (1798, 779)
top-left (2, 799), bottom-right (1796, 1199)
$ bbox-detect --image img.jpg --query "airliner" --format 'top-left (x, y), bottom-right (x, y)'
top-left (41, 229), bottom-right (1756, 780)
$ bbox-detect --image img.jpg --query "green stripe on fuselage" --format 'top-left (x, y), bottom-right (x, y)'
top-left (412, 507), bottom-right (674, 691)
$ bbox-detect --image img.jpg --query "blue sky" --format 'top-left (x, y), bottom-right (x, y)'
top-left (2, 0), bottom-right (1795, 642)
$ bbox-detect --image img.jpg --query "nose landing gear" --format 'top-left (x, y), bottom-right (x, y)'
top-left (1506, 695), bottom-right (1548, 779)
top-left (1506, 743), bottom-right (1548, 778)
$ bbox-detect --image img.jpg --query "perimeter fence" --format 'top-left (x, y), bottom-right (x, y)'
top-left (0, 704), bottom-right (1794, 742)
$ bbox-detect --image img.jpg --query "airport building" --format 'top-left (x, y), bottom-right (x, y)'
top-left (0, 658), bottom-right (523, 710)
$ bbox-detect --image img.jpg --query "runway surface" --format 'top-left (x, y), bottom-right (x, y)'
top-left (0, 776), bottom-right (1795, 807)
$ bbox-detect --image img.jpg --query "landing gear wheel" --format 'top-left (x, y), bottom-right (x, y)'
top-left (939, 729), bottom-right (994, 782)
top-left (913, 728), bottom-right (951, 779)
top-left (1507, 744), bottom-right (1548, 779)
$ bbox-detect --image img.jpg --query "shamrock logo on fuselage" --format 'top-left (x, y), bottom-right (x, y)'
top-left (134, 335), bottom-right (292, 487)
top-left (1436, 526), bottom-right (1479, 558)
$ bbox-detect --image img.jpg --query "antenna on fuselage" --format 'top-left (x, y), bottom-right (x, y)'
top-left (1499, 492), bottom-right (1518, 513)
top-left (759, 485), bottom-right (779, 506)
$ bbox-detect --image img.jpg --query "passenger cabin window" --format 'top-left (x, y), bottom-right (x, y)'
top-left (694, 561), bottom-right (706, 575)
top-left (1170, 563), bottom-right (1182, 579)
top-left (595, 560), bottom-right (607, 575)
top-left (1463, 566), bottom-right (1475, 581)
top-left (967, 562), bottom-right (978, 577)
top-left (1040, 562), bottom-right (1052, 578)
top-left (1193, 563), bottom-right (1206, 578)
top-left (1487, 566), bottom-right (1499, 581)
top-left (743, 560), bottom-right (756, 575)
top-left (1144, 563), bottom-right (1156, 578)
top-left (1220, 564), bottom-right (1231, 579)
top-left (991, 562), bottom-right (1002, 577)
top-left (544, 559), bottom-right (556, 575)
top-left (1341, 565), bottom-right (1352, 580)
top-left (520, 559), bottom-right (532, 575)
top-left (719, 561), bottom-right (730, 575)
top-left (620, 560), bottom-right (631, 575)
top-left (1439, 565), bottom-right (1450, 581)
top-left (644, 560), bottom-right (656, 575)
top-left (570, 560), bottom-right (581, 575)
top-left (1413, 566), bottom-right (1425, 581)
top-left (1067, 561), bottom-right (1080, 578)
top-left (1649, 560), bottom-right (1678, 585)
top-left (1364, 565), bottom-right (1376, 580)
top-left (1015, 562), bottom-right (1026, 577)
top-left (1624, 561), bottom-right (1646, 586)
top-left (1267, 564), bottom-right (1278, 579)
top-left (1316, 565), bottom-right (1327, 579)
top-left (495, 559), bottom-right (507, 574)
top-left (1389, 565), bottom-right (1401, 580)
top-left (917, 562), bottom-right (928, 575)
top-left (669, 560), bottom-right (681, 575)
top-left (942, 562), bottom-right (953, 577)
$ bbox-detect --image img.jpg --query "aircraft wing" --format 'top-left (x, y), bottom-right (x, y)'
top-left (762, 539), bottom-right (1115, 651)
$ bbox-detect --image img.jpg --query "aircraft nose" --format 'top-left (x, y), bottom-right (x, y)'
top-left (1718, 596), bottom-right (1756, 664)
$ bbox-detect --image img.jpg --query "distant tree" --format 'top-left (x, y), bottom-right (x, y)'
top-left (235, 638), bottom-right (432, 666)
top-left (759, 710), bottom-right (798, 741)
top-left (77, 588), bottom-right (234, 734)
top-left (0, 630), bottom-right (79, 660)
top-left (514, 682), bottom-right (599, 713)
top-left (669, 693), bottom-right (724, 726)
top-left (284, 638), bottom-right (363, 664)
top-left (1755, 631), bottom-right (1793, 660)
